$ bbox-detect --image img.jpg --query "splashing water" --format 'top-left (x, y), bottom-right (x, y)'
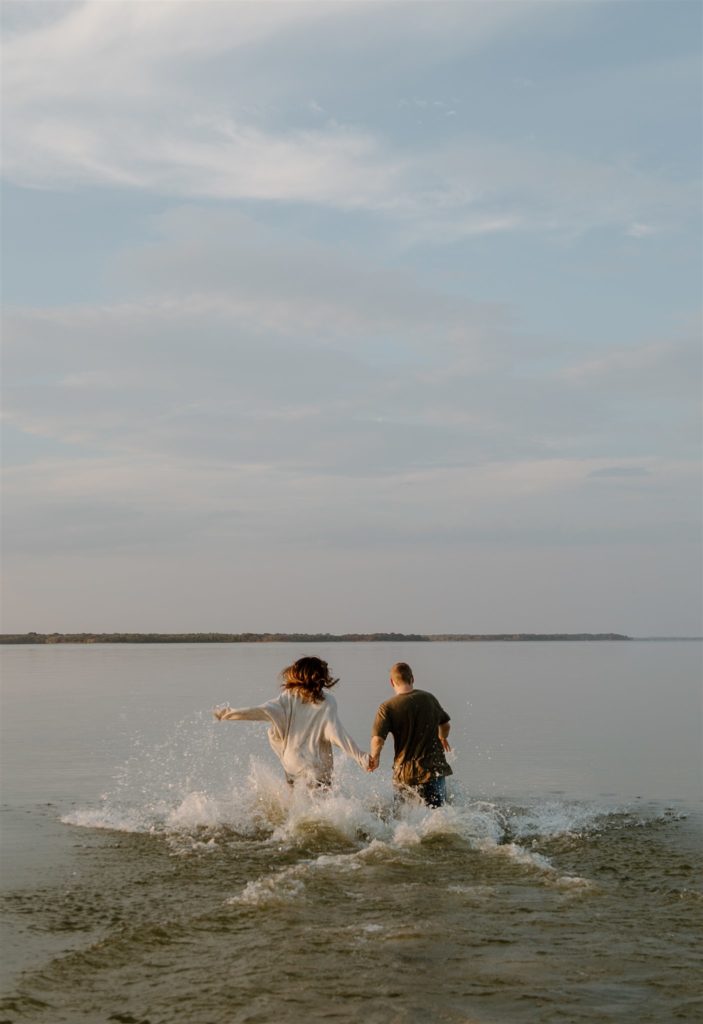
top-left (3, 710), bottom-right (697, 1024)
top-left (61, 713), bottom-right (627, 892)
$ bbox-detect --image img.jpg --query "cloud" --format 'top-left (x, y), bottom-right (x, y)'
top-left (2, 2), bottom-right (694, 240)
top-left (4, 207), bottom-right (699, 483)
top-left (556, 336), bottom-right (701, 399)
top-left (1, 2), bottom-right (700, 634)
top-left (4, 203), bottom-right (697, 636)
top-left (3, 446), bottom-right (699, 559)
top-left (626, 222), bottom-right (658, 238)
top-left (588, 466), bottom-right (652, 479)
top-left (111, 206), bottom-right (509, 345)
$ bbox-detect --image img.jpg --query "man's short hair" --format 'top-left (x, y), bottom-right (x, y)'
top-left (390, 662), bottom-right (414, 685)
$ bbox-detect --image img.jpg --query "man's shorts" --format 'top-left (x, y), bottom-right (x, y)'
top-left (394, 775), bottom-right (447, 809)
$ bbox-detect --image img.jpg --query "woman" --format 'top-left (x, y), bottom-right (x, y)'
top-left (214, 656), bottom-right (369, 788)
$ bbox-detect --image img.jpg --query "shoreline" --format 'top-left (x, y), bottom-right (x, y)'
top-left (1, 631), bottom-right (637, 644)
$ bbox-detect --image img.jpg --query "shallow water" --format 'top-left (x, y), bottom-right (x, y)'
top-left (1, 642), bottom-right (702, 1023)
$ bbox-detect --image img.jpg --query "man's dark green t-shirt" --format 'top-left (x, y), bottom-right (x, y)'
top-left (372, 689), bottom-right (452, 786)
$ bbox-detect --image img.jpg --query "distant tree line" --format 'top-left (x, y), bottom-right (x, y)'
top-left (0, 632), bottom-right (631, 644)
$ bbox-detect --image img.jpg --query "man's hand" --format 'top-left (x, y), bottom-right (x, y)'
top-left (438, 721), bottom-right (451, 752)
top-left (213, 705), bottom-right (230, 720)
top-left (367, 754), bottom-right (379, 772)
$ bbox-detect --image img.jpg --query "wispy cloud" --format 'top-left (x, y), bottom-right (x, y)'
top-left (626, 222), bottom-right (658, 238)
top-left (557, 337), bottom-right (701, 396)
top-left (4, 209), bottom-right (699, 486)
top-left (2, 2), bottom-right (694, 239)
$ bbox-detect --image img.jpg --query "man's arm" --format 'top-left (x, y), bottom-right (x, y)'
top-left (368, 735), bottom-right (385, 772)
top-left (438, 720), bottom-right (451, 752)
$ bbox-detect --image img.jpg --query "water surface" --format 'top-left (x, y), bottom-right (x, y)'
top-left (1, 641), bottom-right (701, 1023)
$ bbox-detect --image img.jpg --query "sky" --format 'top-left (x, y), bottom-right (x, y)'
top-left (1, 0), bottom-right (701, 636)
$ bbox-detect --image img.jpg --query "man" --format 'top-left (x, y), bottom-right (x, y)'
top-left (368, 662), bottom-right (452, 807)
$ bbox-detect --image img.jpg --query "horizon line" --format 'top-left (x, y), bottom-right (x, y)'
top-left (2, 631), bottom-right (701, 644)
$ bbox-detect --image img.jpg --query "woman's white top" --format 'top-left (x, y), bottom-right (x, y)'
top-left (220, 690), bottom-right (368, 783)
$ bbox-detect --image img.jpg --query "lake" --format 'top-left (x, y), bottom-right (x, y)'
top-left (1, 641), bottom-right (701, 1023)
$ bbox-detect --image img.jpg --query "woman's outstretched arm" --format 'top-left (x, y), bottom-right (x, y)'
top-left (213, 704), bottom-right (271, 721)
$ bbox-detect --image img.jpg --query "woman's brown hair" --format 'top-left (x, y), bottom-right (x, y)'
top-left (280, 656), bottom-right (338, 703)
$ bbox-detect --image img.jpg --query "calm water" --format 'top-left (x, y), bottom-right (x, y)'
top-left (1, 641), bottom-right (701, 1023)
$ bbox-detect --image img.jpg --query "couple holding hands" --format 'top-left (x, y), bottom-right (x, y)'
top-left (214, 656), bottom-right (452, 808)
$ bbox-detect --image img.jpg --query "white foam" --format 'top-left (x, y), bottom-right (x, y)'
top-left (447, 883), bottom-right (495, 894)
top-left (475, 837), bottom-right (554, 873)
top-left (231, 865), bottom-right (307, 907)
top-left (506, 800), bottom-right (609, 840)
top-left (65, 774), bottom-right (607, 896)
top-left (165, 791), bottom-right (223, 830)
top-left (61, 805), bottom-right (150, 833)
top-left (468, 839), bottom-right (594, 891)
top-left (228, 845), bottom-right (370, 907)
top-left (551, 874), bottom-right (594, 891)
top-left (62, 773), bottom-right (607, 869)
top-left (58, 718), bottom-right (627, 904)
top-left (270, 784), bottom-right (389, 847)
top-left (447, 884), bottom-right (496, 902)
